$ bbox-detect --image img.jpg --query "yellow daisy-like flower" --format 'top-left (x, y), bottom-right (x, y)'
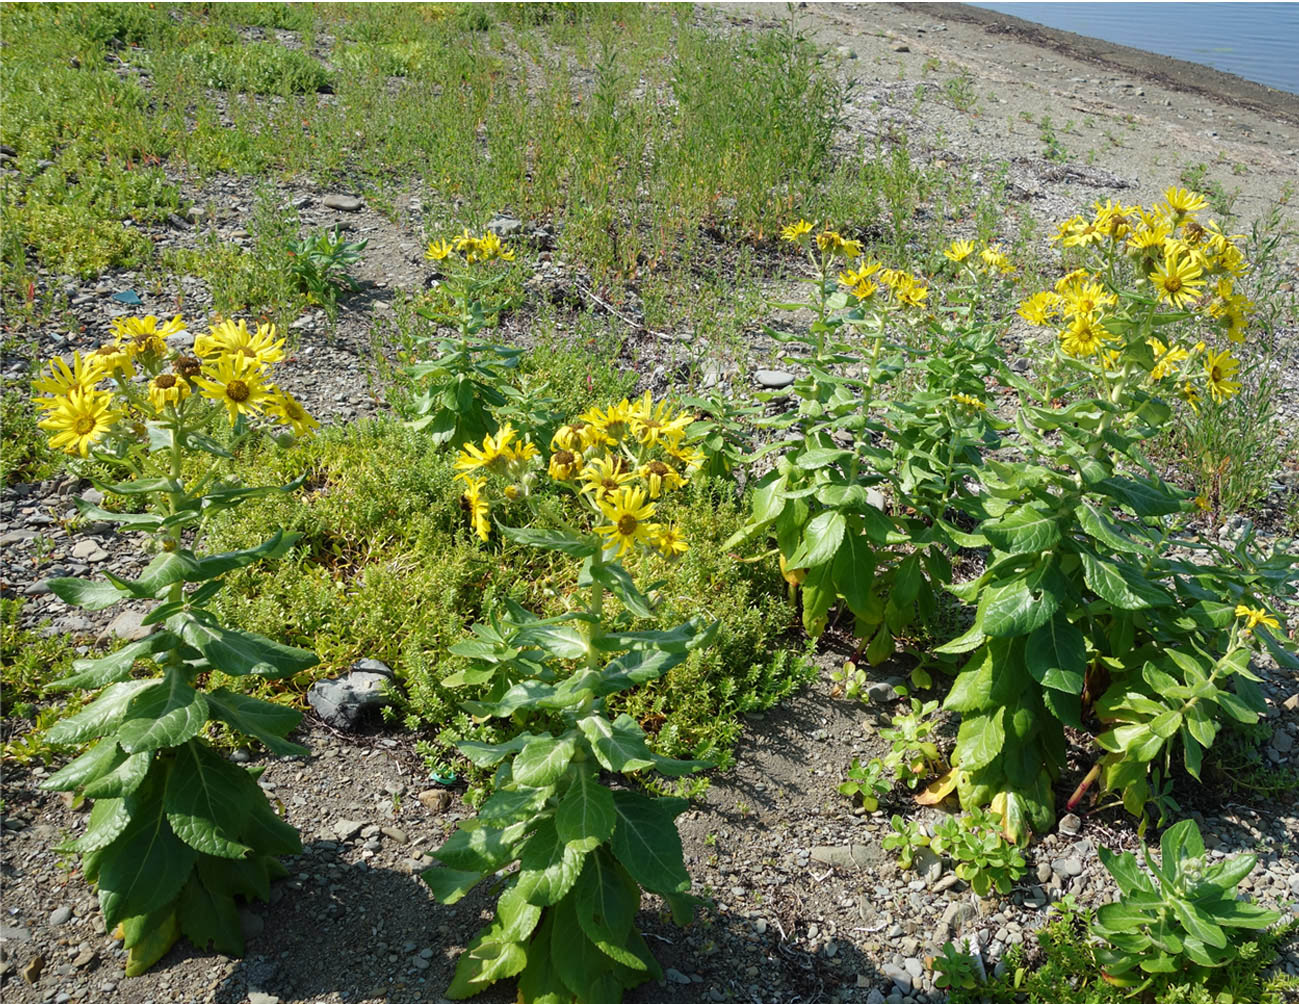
top-left (469, 231), bottom-right (514, 263)
top-left (949, 393), bottom-right (986, 411)
top-left (1059, 315), bottom-right (1108, 358)
top-left (629, 392), bottom-right (692, 448)
top-left (551, 421), bottom-right (601, 453)
top-left (780, 219), bottom-right (814, 243)
top-left (1203, 348), bottom-right (1241, 403)
top-left (458, 475), bottom-right (491, 542)
top-left (147, 372), bottom-right (191, 414)
top-left (1017, 291), bottom-right (1061, 326)
top-left (37, 388), bottom-right (119, 457)
top-left (1053, 268), bottom-right (1095, 296)
top-left (195, 319), bottom-right (284, 368)
top-left (943, 240), bottom-right (975, 263)
top-left (579, 401), bottom-right (632, 445)
top-left (1180, 381), bottom-right (1201, 414)
top-left (653, 524), bottom-right (688, 559)
top-left (193, 354), bottom-right (271, 423)
top-left (32, 351), bottom-right (106, 407)
top-left (451, 228), bottom-right (476, 253)
top-left (548, 449), bottom-right (583, 481)
top-left (455, 423), bottom-right (522, 476)
top-left (1162, 186), bottom-right (1208, 217)
top-left (1149, 247), bottom-right (1205, 310)
top-left (896, 277), bottom-right (930, 308)
top-left (1049, 215), bottom-right (1086, 246)
top-left (1093, 199), bottom-right (1135, 239)
top-left (1059, 217), bottom-right (1105, 249)
top-left (638, 458), bottom-right (686, 499)
top-left (1146, 338), bottom-right (1189, 381)
top-left (664, 440), bottom-right (704, 472)
top-left (425, 239), bottom-right (453, 261)
top-left (1059, 282), bottom-right (1117, 320)
top-left (594, 486), bottom-right (658, 559)
top-left (111, 314), bottom-right (186, 358)
top-left (87, 342), bottom-right (135, 381)
top-left (815, 230), bottom-right (863, 258)
top-left (1234, 604), bottom-right (1279, 633)
top-left (979, 245), bottom-right (1014, 275)
top-left (850, 279), bottom-right (879, 302)
top-left (578, 454), bottom-right (635, 500)
top-left (265, 387), bottom-right (320, 437)
top-left (838, 261), bottom-right (882, 288)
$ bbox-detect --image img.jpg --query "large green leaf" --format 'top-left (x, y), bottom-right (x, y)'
top-left (511, 735), bottom-right (577, 788)
top-left (116, 674), bottom-right (209, 753)
top-left (421, 865), bottom-right (488, 905)
top-left (1081, 553), bottom-right (1171, 610)
top-left (177, 873), bottom-right (243, 955)
top-left (44, 679), bottom-right (157, 745)
top-left (97, 778), bottom-right (197, 928)
top-left (41, 739), bottom-right (123, 792)
top-left (204, 688), bottom-right (307, 757)
top-left (1025, 617), bottom-right (1086, 695)
top-left (955, 707), bottom-right (1005, 770)
top-left (175, 611), bottom-right (318, 677)
top-left (981, 504), bottom-right (1060, 556)
top-left (434, 820), bottom-right (523, 872)
top-left (832, 531), bottom-right (876, 619)
top-left (549, 895), bottom-right (629, 1003)
top-left (579, 714), bottom-right (656, 773)
top-left (556, 769), bottom-right (616, 849)
top-left (82, 749), bottom-right (152, 799)
top-left (499, 525), bottom-right (598, 557)
top-left (789, 510), bottom-right (845, 570)
top-left (609, 791), bottom-right (690, 896)
top-left (979, 566), bottom-right (1060, 638)
top-left (72, 795), bottom-right (131, 853)
top-left (164, 740), bottom-right (253, 859)
top-left (456, 733), bottom-right (541, 768)
top-left (47, 576), bottom-right (127, 611)
top-left (477, 786), bottom-right (552, 824)
top-left (515, 819), bottom-right (586, 906)
top-left (45, 633), bottom-right (181, 693)
top-left (585, 561), bottom-right (654, 619)
top-left (574, 851), bottom-right (644, 970)
top-left (1095, 476), bottom-right (1185, 516)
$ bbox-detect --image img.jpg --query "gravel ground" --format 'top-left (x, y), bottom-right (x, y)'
top-left (3, 4), bottom-right (1298, 1003)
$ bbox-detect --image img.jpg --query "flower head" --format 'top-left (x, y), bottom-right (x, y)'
top-left (780, 219), bottom-right (814, 243)
top-left (638, 458), bottom-right (685, 499)
top-left (111, 314), bottom-right (186, 358)
top-left (1162, 186), bottom-right (1208, 217)
top-left (1203, 348), bottom-right (1240, 402)
top-left (652, 524), bottom-right (688, 559)
top-left (1234, 604), bottom-right (1279, 633)
top-left (1146, 338), bottom-right (1189, 381)
top-left (1017, 291), bottom-right (1061, 326)
top-left (32, 351), bottom-right (106, 407)
top-left (193, 354), bottom-right (271, 423)
top-left (147, 372), bottom-right (191, 414)
top-left (425, 239), bottom-right (453, 261)
top-left (949, 392), bottom-right (986, 411)
top-left (548, 449), bottom-right (583, 481)
top-left (195, 319), bottom-right (284, 368)
top-left (37, 388), bottom-right (119, 457)
top-left (458, 475), bottom-right (491, 542)
top-left (629, 392), bottom-right (692, 448)
top-left (1149, 247), bottom-right (1205, 309)
top-left (578, 453), bottom-right (635, 501)
top-left (943, 240), bottom-right (975, 263)
top-left (594, 486), bottom-right (658, 558)
top-left (265, 387), bottom-right (319, 437)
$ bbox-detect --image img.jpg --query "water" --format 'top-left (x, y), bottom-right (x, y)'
top-left (970, 3), bottom-right (1299, 95)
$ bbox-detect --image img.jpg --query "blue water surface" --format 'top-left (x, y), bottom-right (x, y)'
top-left (969, 3), bottom-right (1299, 95)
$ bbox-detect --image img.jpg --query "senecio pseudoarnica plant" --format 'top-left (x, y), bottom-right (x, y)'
top-left (421, 394), bottom-right (717, 1002)
top-left (30, 314), bottom-right (319, 975)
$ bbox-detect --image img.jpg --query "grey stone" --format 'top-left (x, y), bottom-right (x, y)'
top-left (1, 923), bottom-right (33, 943)
top-left (102, 608), bottom-right (153, 642)
top-left (1036, 862), bottom-right (1053, 884)
top-left (836, 46), bottom-right (858, 59)
top-left (810, 843), bottom-right (886, 869)
top-left (248, 994), bottom-right (280, 1004)
top-left (881, 961), bottom-right (913, 993)
top-left (941, 900), bottom-right (979, 937)
top-left (1271, 730), bottom-right (1294, 754)
top-left (892, 42), bottom-right (910, 52)
top-left (866, 678), bottom-right (905, 704)
top-left (307, 659), bottom-right (398, 730)
top-left (70, 540), bottom-right (108, 562)
top-left (334, 818), bottom-right (366, 841)
top-left (914, 846), bottom-right (943, 883)
top-left (323, 193), bottom-right (363, 212)
top-left (1053, 857), bottom-right (1083, 878)
top-left (0, 529), bottom-right (37, 544)
top-left (903, 957), bottom-right (923, 980)
top-left (47, 907), bottom-right (72, 927)
top-left (755, 368), bottom-right (795, 390)
top-left (381, 825), bottom-right (409, 844)
top-left (1058, 812), bottom-right (1082, 836)
top-left (185, 206), bottom-right (206, 223)
top-left (664, 968), bottom-right (692, 985)
top-left (79, 487), bottom-right (104, 506)
top-left (239, 910), bottom-right (264, 941)
top-left (1010, 357), bottom-right (1032, 374)
top-left (485, 215), bottom-right (523, 237)
top-left (866, 991), bottom-right (886, 1004)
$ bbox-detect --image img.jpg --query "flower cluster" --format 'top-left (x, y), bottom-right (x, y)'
top-left (425, 228), bottom-right (515, 265)
top-left (31, 315), bottom-right (318, 457)
top-left (943, 239), bottom-right (1015, 276)
top-left (453, 394), bottom-right (698, 558)
top-left (1019, 188), bottom-right (1251, 406)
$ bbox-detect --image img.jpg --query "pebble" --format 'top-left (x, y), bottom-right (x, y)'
top-left (334, 818), bottom-right (366, 841)
top-left (47, 906), bottom-right (72, 926)
top-left (755, 368), bottom-right (795, 389)
top-left (664, 967), bottom-right (692, 985)
top-left (1058, 812), bottom-right (1082, 836)
top-left (323, 193), bottom-right (364, 212)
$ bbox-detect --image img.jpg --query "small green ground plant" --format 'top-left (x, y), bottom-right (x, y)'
top-left (285, 226), bottom-right (367, 317)
top-left (28, 314), bottom-right (320, 975)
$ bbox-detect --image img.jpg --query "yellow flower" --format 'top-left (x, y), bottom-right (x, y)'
top-left (548, 449), bottom-right (583, 481)
top-left (638, 458), bottom-right (686, 499)
top-left (652, 524), bottom-right (688, 559)
top-left (578, 453), bottom-right (635, 500)
top-left (455, 423), bottom-right (522, 476)
top-left (551, 421), bottom-right (601, 453)
top-left (1149, 247), bottom-right (1205, 309)
top-left (1180, 381), bottom-right (1201, 414)
top-left (87, 342), bottom-right (135, 381)
top-left (979, 245), bottom-right (1014, 275)
top-left (1093, 199), bottom-right (1135, 239)
top-left (1234, 604), bottom-right (1279, 632)
top-left (1017, 291), bottom-right (1061, 326)
top-left (32, 351), bottom-right (105, 406)
top-left (425, 239), bottom-right (453, 261)
top-left (579, 401), bottom-right (632, 444)
top-left (815, 230), bottom-right (862, 258)
top-left (838, 261), bottom-right (882, 287)
top-left (949, 393), bottom-right (985, 411)
top-left (629, 392), bottom-right (692, 448)
top-left (850, 279), bottom-right (879, 302)
top-left (459, 475), bottom-right (491, 542)
top-left (780, 219), bottom-right (814, 243)
top-left (265, 387), bottom-right (319, 437)
top-left (1059, 216), bottom-right (1105, 249)
top-left (665, 439), bottom-right (705, 472)
top-left (896, 276), bottom-right (929, 308)
top-left (1203, 348), bottom-right (1241, 403)
top-left (1162, 186), bottom-right (1208, 217)
top-left (111, 314), bottom-right (186, 358)
top-left (195, 319), bottom-right (284, 368)
top-left (147, 372), bottom-right (191, 414)
top-left (37, 388), bottom-right (119, 457)
top-left (943, 240), bottom-right (975, 263)
top-left (594, 486), bottom-right (658, 558)
top-left (192, 354), bottom-right (271, 423)
top-left (1059, 315), bottom-right (1108, 358)
top-left (1146, 338), bottom-right (1188, 381)
top-left (1053, 268), bottom-right (1094, 296)
top-left (1059, 282), bottom-right (1116, 320)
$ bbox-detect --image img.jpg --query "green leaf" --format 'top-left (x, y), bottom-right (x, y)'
top-left (1025, 617), bottom-right (1086, 699)
top-left (97, 778), bottom-right (197, 929)
top-left (549, 896), bottom-right (625, 1002)
top-left (832, 531), bottom-right (876, 619)
top-left (791, 510), bottom-right (845, 569)
top-left (610, 791), bottom-right (690, 896)
top-left (981, 505), bottom-right (1061, 556)
top-left (163, 740), bottom-right (253, 859)
top-left (116, 674), bottom-right (209, 753)
top-left (1203, 898), bottom-right (1281, 929)
top-left (47, 576), bottom-right (127, 611)
top-left (1075, 501), bottom-right (1143, 554)
top-left (1081, 552), bottom-right (1171, 610)
top-left (44, 679), bottom-right (156, 745)
top-left (575, 851), bottom-right (641, 969)
top-left (41, 739), bottom-right (124, 792)
top-left (585, 561), bottom-right (655, 619)
top-left (434, 820), bottom-right (523, 872)
top-left (421, 865), bottom-right (487, 906)
top-left (478, 786), bottom-right (551, 824)
top-left (187, 531), bottom-right (301, 581)
top-left (1095, 476), bottom-right (1185, 516)
top-left (511, 735), bottom-right (576, 788)
top-left (72, 796), bottom-right (131, 853)
top-left (456, 733), bottom-right (540, 768)
top-left (175, 611), bottom-right (318, 677)
top-left (82, 749), bottom-right (152, 799)
top-left (120, 903), bottom-right (180, 975)
top-left (46, 633), bottom-right (181, 693)
top-left (516, 819), bottom-right (586, 906)
top-left (980, 567), bottom-right (1060, 637)
top-left (795, 447), bottom-right (854, 470)
top-left (556, 769), bottom-right (616, 849)
top-left (204, 688), bottom-right (307, 757)
top-left (177, 873), bottom-right (243, 955)
top-left (499, 525), bottom-right (598, 557)
top-left (955, 707), bottom-right (1005, 770)
top-left (579, 714), bottom-right (656, 773)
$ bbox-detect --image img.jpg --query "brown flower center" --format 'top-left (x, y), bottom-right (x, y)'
top-left (601, 478), bottom-right (619, 491)
top-left (227, 380), bottom-right (250, 402)
top-left (155, 374), bottom-right (177, 389)
top-left (1165, 277), bottom-right (1182, 293)
top-left (648, 461), bottom-right (669, 476)
top-left (174, 355), bottom-right (201, 378)
top-left (74, 416), bottom-right (96, 435)
top-left (617, 515), bottom-right (638, 536)
top-left (555, 450), bottom-right (575, 466)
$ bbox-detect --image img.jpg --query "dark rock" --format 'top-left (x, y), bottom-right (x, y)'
top-left (307, 658), bottom-right (398, 730)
